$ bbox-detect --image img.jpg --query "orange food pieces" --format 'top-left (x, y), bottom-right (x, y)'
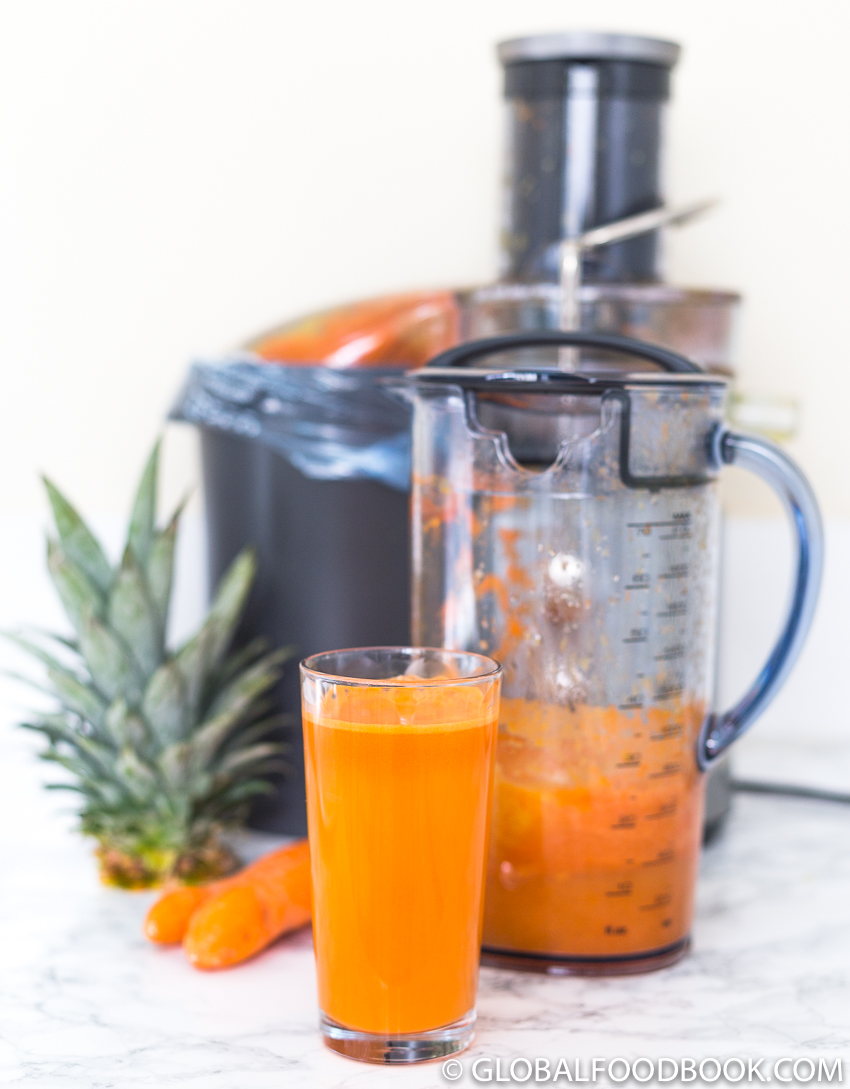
top-left (248, 291), bottom-right (460, 368)
top-left (143, 886), bottom-right (211, 944)
top-left (483, 698), bottom-right (705, 958)
top-left (184, 885), bottom-right (268, 969)
top-left (143, 839), bottom-right (312, 969)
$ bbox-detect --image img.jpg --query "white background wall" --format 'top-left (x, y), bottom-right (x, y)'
top-left (0, 0), bottom-right (847, 749)
top-left (0, 0), bottom-right (847, 518)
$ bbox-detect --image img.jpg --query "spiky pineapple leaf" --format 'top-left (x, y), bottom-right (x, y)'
top-left (127, 443), bottom-right (159, 567)
top-left (108, 547), bottom-right (162, 677)
top-left (43, 477), bottom-right (112, 596)
top-left (145, 500), bottom-right (185, 626)
top-left (115, 747), bottom-right (159, 804)
top-left (47, 539), bottom-right (105, 635)
top-left (22, 708), bottom-right (77, 730)
top-left (216, 635), bottom-right (270, 688)
top-left (157, 741), bottom-right (192, 795)
top-left (170, 625), bottom-right (215, 733)
top-left (0, 632), bottom-right (96, 730)
top-left (47, 666), bottom-right (108, 730)
top-left (21, 628), bottom-right (80, 654)
top-left (79, 611), bottom-right (145, 705)
top-left (142, 660), bottom-right (187, 745)
top-left (20, 711), bottom-right (86, 749)
top-left (9, 665), bottom-right (108, 732)
top-left (104, 698), bottom-right (151, 753)
top-left (167, 549), bottom-right (257, 727)
top-left (221, 713), bottom-right (289, 753)
top-left (199, 777), bottom-right (279, 823)
top-left (2, 631), bottom-right (76, 675)
top-left (36, 728), bottom-right (127, 791)
top-left (214, 742), bottom-right (286, 778)
top-left (200, 549), bottom-right (257, 673)
top-left (208, 781), bottom-right (276, 808)
top-left (209, 780), bottom-right (275, 806)
top-left (206, 647), bottom-right (289, 727)
top-left (40, 749), bottom-right (103, 786)
top-left (185, 650), bottom-right (289, 772)
top-left (208, 548), bottom-right (255, 618)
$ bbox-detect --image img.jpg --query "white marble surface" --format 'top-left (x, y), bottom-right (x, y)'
top-left (2, 715), bottom-right (849, 1089)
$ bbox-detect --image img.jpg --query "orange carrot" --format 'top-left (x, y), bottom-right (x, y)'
top-left (183, 839), bottom-right (312, 970)
top-left (144, 885), bottom-right (211, 945)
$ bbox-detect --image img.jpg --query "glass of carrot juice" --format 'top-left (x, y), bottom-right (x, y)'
top-left (300, 646), bottom-right (501, 1064)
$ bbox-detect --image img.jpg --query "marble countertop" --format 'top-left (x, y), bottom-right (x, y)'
top-left (2, 721), bottom-right (849, 1088)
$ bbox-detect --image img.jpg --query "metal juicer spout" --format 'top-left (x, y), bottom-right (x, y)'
top-left (558, 198), bottom-right (718, 369)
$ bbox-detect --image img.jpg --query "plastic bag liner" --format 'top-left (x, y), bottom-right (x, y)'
top-left (169, 356), bottom-right (412, 491)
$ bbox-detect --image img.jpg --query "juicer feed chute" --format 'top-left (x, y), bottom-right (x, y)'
top-left (465, 31), bottom-right (741, 401)
top-left (406, 331), bottom-right (822, 972)
top-left (498, 32), bottom-right (679, 285)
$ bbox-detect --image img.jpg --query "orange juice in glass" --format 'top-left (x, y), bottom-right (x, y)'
top-left (300, 647), bottom-right (501, 1064)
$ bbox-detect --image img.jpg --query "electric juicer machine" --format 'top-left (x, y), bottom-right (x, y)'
top-left (189, 32), bottom-right (823, 973)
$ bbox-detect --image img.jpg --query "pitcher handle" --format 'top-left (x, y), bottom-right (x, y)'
top-left (697, 428), bottom-right (825, 770)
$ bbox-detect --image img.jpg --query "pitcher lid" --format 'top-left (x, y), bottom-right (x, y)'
top-left (409, 332), bottom-right (728, 392)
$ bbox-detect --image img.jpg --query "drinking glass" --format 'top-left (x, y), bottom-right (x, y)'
top-left (300, 646), bottom-right (501, 1063)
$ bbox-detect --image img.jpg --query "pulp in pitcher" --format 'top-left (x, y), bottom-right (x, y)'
top-left (483, 697), bottom-right (705, 958)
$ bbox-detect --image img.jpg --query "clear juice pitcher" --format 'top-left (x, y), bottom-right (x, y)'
top-left (404, 331), bottom-right (822, 974)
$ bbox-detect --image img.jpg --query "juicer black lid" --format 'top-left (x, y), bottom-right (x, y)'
top-left (414, 369), bottom-right (727, 394)
top-left (410, 332), bottom-right (728, 393)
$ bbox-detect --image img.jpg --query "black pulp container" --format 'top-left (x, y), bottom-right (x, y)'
top-left (201, 429), bottom-right (411, 834)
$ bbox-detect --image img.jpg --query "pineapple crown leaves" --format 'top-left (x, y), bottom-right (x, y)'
top-left (6, 442), bottom-right (292, 866)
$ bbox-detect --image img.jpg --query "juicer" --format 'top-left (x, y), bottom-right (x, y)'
top-left (183, 31), bottom-right (744, 835)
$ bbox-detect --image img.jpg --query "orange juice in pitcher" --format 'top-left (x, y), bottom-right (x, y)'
top-left (484, 698), bottom-right (705, 965)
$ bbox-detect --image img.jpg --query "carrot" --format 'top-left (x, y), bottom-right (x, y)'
top-left (144, 885), bottom-right (211, 944)
top-left (183, 839), bottom-right (312, 970)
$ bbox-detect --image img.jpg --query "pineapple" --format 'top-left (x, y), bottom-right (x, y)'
top-left (8, 443), bottom-right (289, 888)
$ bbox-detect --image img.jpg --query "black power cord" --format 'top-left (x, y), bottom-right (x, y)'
top-left (731, 779), bottom-right (850, 805)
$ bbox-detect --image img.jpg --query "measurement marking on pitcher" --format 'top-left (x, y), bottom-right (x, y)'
top-left (659, 564), bottom-right (689, 580)
top-left (657, 602), bottom-right (687, 618)
top-left (648, 762), bottom-right (682, 779)
top-left (642, 849), bottom-right (675, 867)
top-left (650, 724), bottom-right (683, 741)
top-left (639, 893), bottom-right (672, 911)
top-left (645, 801), bottom-right (677, 819)
top-left (626, 518), bottom-right (691, 529)
top-left (653, 683), bottom-right (684, 702)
